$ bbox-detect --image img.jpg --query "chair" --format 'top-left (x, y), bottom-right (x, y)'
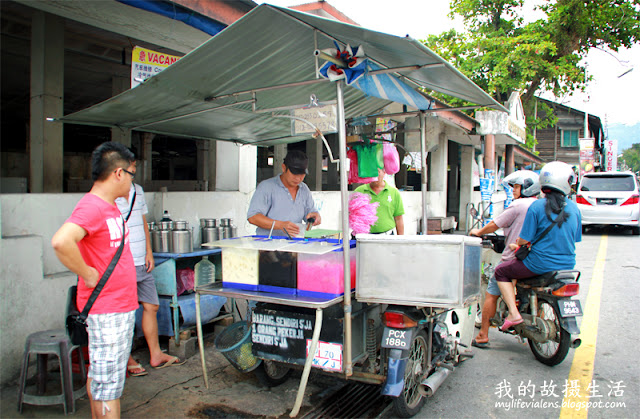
top-left (17, 330), bottom-right (87, 414)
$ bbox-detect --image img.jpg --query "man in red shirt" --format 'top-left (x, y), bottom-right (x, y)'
top-left (52, 142), bottom-right (138, 418)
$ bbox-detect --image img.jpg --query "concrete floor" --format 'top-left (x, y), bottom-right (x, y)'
top-left (2, 331), bottom-right (331, 419)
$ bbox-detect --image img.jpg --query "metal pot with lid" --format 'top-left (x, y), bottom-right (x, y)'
top-left (173, 220), bottom-right (189, 230)
top-left (159, 220), bottom-right (173, 230)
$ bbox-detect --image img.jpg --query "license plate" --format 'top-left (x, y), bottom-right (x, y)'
top-left (597, 198), bottom-right (616, 205)
top-left (381, 327), bottom-right (412, 350)
top-left (559, 300), bottom-right (582, 317)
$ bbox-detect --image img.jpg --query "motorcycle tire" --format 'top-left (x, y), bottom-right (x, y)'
top-left (254, 360), bottom-right (292, 387)
top-left (392, 329), bottom-right (428, 418)
top-left (528, 299), bottom-right (571, 366)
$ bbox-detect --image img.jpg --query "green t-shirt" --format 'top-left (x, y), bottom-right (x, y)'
top-left (354, 182), bottom-right (405, 233)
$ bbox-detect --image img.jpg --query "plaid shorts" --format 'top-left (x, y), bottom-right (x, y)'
top-left (87, 310), bottom-right (135, 401)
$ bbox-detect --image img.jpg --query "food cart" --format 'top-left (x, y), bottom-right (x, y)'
top-left (57, 4), bottom-right (507, 417)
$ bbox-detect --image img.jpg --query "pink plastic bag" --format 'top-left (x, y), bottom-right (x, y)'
top-left (383, 142), bottom-right (400, 174)
top-left (176, 268), bottom-right (195, 296)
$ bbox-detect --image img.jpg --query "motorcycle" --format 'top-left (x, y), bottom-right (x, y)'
top-left (482, 234), bottom-right (583, 366)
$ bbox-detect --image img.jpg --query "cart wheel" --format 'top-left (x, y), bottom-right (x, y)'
top-left (254, 360), bottom-right (291, 387)
top-left (392, 329), bottom-right (428, 417)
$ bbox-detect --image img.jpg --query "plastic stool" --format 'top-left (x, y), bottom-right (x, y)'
top-left (17, 330), bottom-right (87, 414)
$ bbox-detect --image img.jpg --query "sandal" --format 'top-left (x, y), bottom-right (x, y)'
top-left (127, 363), bottom-right (148, 377)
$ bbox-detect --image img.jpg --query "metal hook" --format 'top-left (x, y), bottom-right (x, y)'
top-left (309, 94), bottom-right (319, 107)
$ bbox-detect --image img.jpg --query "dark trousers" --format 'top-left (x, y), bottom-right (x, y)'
top-left (494, 258), bottom-right (537, 283)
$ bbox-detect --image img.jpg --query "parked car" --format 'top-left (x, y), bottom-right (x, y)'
top-left (576, 171), bottom-right (640, 235)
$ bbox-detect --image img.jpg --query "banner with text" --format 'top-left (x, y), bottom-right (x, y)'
top-left (131, 46), bottom-right (181, 88)
top-left (579, 139), bottom-right (595, 177)
top-left (604, 139), bottom-right (618, 172)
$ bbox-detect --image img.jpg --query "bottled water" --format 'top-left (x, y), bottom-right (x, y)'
top-left (194, 255), bottom-right (215, 287)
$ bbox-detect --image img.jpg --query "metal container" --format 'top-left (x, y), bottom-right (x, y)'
top-left (147, 221), bottom-right (157, 231)
top-left (171, 229), bottom-right (193, 253)
top-left (173, 220), bottom-right (188, 230)
top-left (220, 218), bottom-right (232, 227)
top-left (356, 235), bottom-right (481, 308)
top-left (230, 225), bottom-right (238, 238)
top-left (218, 226), bottom-right (228, 240)
top-left (151, 229), bottom-right (172, 253)
top-left (202, 227), bottom-right (219, 244)
top-left (202, 218), bottom-right (217, 228)
top-left (159, 220), bottom-right (173, 230)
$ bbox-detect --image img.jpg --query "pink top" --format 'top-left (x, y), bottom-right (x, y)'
top-left (67, 194), bottom-right (138, 314)
top-left (494, 197), bottom-right (537, 263)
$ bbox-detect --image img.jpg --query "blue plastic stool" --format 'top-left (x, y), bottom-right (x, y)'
top-left (17, 329), bottom-right (87, 414)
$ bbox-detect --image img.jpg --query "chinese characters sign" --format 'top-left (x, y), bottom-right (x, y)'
top-left (131, 46), bottom-right (181, 88)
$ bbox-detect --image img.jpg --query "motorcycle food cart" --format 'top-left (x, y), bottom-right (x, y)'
top-left (57, 4), bottom-right (507, 417)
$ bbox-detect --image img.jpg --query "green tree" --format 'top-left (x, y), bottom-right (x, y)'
top-left (422, 0), bottom-right (640, 149)
top-left (621, 143), bottom-right (640, 173)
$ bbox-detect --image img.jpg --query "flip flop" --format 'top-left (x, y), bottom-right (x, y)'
top-left (500, 317), bottom-right (524, 331)
top-left (472, 339), bottom-right (490, 349)
top-left (152, 356), bottom-right (186, 369)
top-left (127, 363), bottom-right (148, 377)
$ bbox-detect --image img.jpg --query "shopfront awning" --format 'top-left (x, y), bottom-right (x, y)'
top-left (57, 4), bottom-right (506, 146)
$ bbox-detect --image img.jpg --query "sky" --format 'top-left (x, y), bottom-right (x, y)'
top-left (256, 0), bottom-right (640, 127)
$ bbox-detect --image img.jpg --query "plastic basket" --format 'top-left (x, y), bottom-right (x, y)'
top-left (214, 321), bottom-right (261, 372)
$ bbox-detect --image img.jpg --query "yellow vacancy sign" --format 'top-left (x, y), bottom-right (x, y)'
top-left (131, 46), bottom-right (181, 88)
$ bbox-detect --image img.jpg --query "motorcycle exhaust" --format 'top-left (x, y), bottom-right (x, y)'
top-left (418, 367), bottom-right (452, 397)
top-left (570, 338), bottom-right (582, 348)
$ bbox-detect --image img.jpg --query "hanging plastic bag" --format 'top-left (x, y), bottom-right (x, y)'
top-left (383, 142), bottom-right (400, 174)
top-left (354, 142), bottom-right (383, 178)
top-left (347, 148), bottom-right (377, 184)
top-left (176, 268), bottom-right (195, 296)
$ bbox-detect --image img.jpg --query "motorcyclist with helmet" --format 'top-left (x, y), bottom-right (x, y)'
top-left (469, 170), bottom-right (541, 348)
top-left (495, 161), bottom-right (582, 331)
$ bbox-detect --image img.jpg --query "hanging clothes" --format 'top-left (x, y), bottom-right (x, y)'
top-left (352, 142), bottom-right (384, 178)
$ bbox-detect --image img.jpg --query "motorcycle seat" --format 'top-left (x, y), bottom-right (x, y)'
top-left (517, 271), bottom-right (558, 288)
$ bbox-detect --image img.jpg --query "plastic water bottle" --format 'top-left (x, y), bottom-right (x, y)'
top-left (194, 256), bottom-right (216, 287)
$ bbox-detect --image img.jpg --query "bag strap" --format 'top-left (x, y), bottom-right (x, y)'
top-left (124, 186), bottom-right (136, 222)
top-left (531, 208), bottom-right (565, 246)
top-left (78, 215), bottom-right (126, 320)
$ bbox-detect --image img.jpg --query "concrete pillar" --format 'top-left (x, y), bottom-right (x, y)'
top-left (197, 140), bottom-right (209, 191)
top-left (30, 11), bottom-right (64, 193)
top-left (429, 132), bottom-right (448, 192)
top-left (111, 76), bottom-right (132, 147)
top-left (207, 140), bottom-right (217, 191)
top-left (483, 134), bottom-right (496, 178)
top-left (140, 132), bottom-right (154, 188)
top-left (273, 144), bottom-right (287, 177)
top-left (505, 144), bottom-right (515, 175)
top-left (216, 142), bottom-right (257, 193)
top-left (306, 137), bottom-right (322, 191)
top-left (459, 145), bottom-right (474, 231)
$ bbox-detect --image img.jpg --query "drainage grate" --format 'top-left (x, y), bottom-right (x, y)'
top-left (302, 381), bottom-right (390, 419)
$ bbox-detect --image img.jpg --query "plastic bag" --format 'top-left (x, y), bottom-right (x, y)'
top-left (347, 148), bottom-right (377, 184)
top-left (383, 142), bottom-right (400, 174)
top-left (176, 268), bottom-right (195, 296)
top-left (353, 143), bottom-right (384, 178)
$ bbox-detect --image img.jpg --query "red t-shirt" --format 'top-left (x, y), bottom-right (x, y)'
top-left (67, 193), bottom-right (138, 314)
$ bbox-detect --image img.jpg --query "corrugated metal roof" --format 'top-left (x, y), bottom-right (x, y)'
top-left (58, 4), bottom-right (505, 145)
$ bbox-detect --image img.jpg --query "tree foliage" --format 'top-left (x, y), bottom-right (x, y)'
top-left (422, 0), bottom-right (640, 149)
top-left (620, 143), bottom-right (640, 173)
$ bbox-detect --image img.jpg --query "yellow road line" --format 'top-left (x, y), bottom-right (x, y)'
top-left (559, 235), bottom-right (608, 418)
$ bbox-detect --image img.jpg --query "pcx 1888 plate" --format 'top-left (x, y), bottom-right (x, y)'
top-left (381, 327), bottom-right (412, 350)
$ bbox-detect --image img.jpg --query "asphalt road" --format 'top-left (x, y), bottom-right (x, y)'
top-left (410, 227), bottom-right (639, 418)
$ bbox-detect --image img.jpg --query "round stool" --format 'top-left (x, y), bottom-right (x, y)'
top-left (17, 329), bottom-right (87, 414)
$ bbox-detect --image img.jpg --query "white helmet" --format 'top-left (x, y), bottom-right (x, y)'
top-left (539, 161), bottom-right (576, 196)
top-left (502, 170), bottom-right (540, 197)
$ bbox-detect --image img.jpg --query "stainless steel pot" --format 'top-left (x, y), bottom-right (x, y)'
top-left (159, 220), bottom-right (173, 230)
top-left (220, 218), bottom-right (232, 227)
top-left (202, 227), bottom-right (219, 244)
top-left (147, 221), bottom-right (157, 231)
top-left (173, 220), bottom-right (188, 230)
top-left (171, 229), bottom-right (192, 253)
top-left (152, 229), bottom-right (172, 252)
top-left (202, 218), bottom-right (217, 228)
top-left (218, 226), bottom-right (228, 239)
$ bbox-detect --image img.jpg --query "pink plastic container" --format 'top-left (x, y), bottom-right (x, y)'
top-left (297, 241), bottom-right (356, 298)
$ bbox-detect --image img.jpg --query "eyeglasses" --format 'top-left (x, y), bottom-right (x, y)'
top-left (120, 168), bottom-right (136, 180)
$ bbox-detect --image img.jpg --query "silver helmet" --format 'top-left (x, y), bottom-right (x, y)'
top-left (502, 170), bottom-right (540, 197)
top-left (539, 161), bottom-right (577, 196)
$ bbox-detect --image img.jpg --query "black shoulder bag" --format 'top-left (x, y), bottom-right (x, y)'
top-left (515, 208), bottom-right (564, 261)
top-left (66, 190), bottom-right (136, 346)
